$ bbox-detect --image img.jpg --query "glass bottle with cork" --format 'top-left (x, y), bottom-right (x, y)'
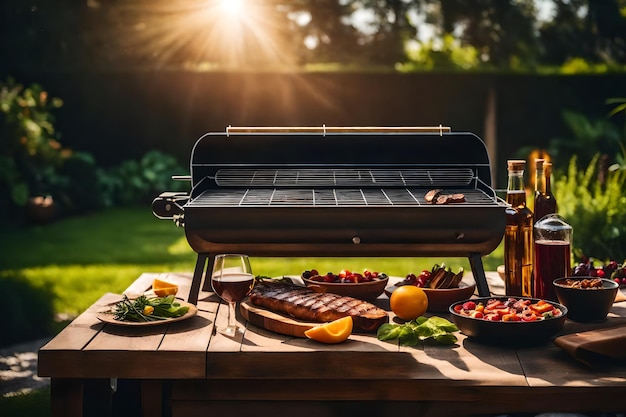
top-left (504, 160), bottom-right (534, 297)
top-left (534, 159), bottom-right (557, 222)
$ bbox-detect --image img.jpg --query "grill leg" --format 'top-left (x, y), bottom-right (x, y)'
top-left (201, 254), bottom-right (216, 292)
top-left (469, 253), bottom-right (491, 297)
top-left (189, 254), bottom-right (207, 304)
top-left (188, 253), bottom-right (216, 304)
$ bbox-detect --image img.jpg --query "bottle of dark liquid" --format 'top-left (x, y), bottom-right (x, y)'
top-left (504, 160), bottom-right (534, 297)
top-left (534, 160), bottom-right (557, 223)
top-left (534, 214), bottom-right (572, 301)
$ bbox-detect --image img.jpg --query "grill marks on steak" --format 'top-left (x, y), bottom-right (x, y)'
top-left (248, 281), bottom-right (388, 332)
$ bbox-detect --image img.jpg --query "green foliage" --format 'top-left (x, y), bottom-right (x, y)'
top-left (607, 96), bottom-right (626, 171)
top-left (54, 151), bottom-right (105, 212)
top-left (554, 155), bottom-right (626, 261)
top-left (517, 109), bottom-right (626, 176)
top-left (558, 58), bottom-right (626, 74)
top-left (0, 272), bottom-right (56, 348)
top-left (49, 150), bottom-right (188, 214)
top-left (548, 110), bottom-right (623, 172)
top-left (99, 150), bottom-right (188, 206)
top-left (0, 78), bottom-right (187, 219)
top-left (0, 78), bottom-right (65, 206)
top-left (399, 34), bottom-right (480, 72)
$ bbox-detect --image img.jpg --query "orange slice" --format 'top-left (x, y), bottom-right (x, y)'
top-left (152, 278), bottom-right (178, 297)
top-left (304, 316), bottom-right (353, 344)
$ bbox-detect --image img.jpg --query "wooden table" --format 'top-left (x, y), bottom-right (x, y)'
top-left (38, 272), bottom-right (626, 417)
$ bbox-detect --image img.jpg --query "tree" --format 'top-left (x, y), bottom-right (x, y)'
top-left (353, 0), bottom-right (418, 66)
top-left (432, 0), bottom-right (539, 69)
top-left (1, 0), bottom-right (625, 72)
top-left (539, 0), bottom-right (626, 66)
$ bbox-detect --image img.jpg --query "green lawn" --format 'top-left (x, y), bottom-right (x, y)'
top-left (0, 206), bottom-right (504, 317)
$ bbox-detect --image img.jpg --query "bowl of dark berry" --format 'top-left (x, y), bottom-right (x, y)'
top-left (571, 258), bottom-right (626, 288)
top-left (553, 277), bottom-right (619, 323)
top-left (301, 269), bottom-right (389, 300)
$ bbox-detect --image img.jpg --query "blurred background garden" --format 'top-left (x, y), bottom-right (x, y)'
top-left (1, 0), bottom-right (626, 413)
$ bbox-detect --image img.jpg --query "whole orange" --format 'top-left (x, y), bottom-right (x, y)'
top-left (389, 285), bottom-right (428, 320)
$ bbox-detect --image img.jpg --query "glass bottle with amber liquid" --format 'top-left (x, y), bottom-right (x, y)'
top-left (504, 160), bottom-right (534, 297)
top-left (534, 160), bottom-right (557, 223)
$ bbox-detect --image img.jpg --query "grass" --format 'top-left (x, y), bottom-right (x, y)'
top-left (0, 388), bottom-right (50, 415)
top-left (0, 205), bottom-right (504, 416)
top-left (0, 207), bottom-right (197, 315)
top-left (0, 205), bottom-right (505, 318)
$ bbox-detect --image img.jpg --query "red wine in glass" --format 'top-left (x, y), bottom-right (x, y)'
top-left (211, 254), bottom-right (254, 336)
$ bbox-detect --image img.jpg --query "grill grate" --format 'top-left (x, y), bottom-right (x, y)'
top-left (189, 188), bottom-right (496, 207)
top-left (214, 168), bottom-right (475, 188)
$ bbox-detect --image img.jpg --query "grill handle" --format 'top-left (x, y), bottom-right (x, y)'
top-left (225, 125), bottom-right (451, 136)
top-left (152, 192), bottom-right (188, 226)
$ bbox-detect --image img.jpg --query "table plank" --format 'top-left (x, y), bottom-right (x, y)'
top-left (38, 293), bottom-right (116, 377)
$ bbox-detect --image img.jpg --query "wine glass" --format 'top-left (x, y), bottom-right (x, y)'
top-left (211, 254), bottom-right (254, 336)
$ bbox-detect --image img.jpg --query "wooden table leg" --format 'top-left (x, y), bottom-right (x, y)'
top-left (83, 379), bottom-right (113, 417)
top-left (141, 380), bottom-right (163, 417)
top-left (51, 379), bottom-right (84, 417)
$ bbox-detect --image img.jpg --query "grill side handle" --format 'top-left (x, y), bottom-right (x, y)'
top-left (152, 192), bottom-right (188, 226)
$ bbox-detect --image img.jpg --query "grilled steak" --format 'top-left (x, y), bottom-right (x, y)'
top-left (248, 281), bottom-right (388, 332)
top-left (424, 189), bottom-right (442, 204)
top-left (435, 193), bottom-right (466, 205)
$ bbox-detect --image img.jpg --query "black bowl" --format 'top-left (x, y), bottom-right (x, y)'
top-left (553, 277), bottom-right (619, 323)
top-left (449, 297), bottom-right (567, 346)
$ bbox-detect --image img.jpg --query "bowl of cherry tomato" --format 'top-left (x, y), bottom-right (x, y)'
top-left (449, 296), bottom-right (567, 345)
top-left (301, 269), bottom-right (389, 300)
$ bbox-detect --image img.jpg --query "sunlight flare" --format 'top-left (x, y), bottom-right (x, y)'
top-left (218, 0), bottom-right (245, 18)
top-left (119, 0), bottom-right (296, 69)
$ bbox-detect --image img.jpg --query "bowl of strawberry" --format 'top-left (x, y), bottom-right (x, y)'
top-left (301, 269), bottom-right (389, 300)
top-left (449, 297), bottom-right (567, 345)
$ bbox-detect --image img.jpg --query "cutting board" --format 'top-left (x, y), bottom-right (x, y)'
top-left (240, 301), bottom-right (318, 337)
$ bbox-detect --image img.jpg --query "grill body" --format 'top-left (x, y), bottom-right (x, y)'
top-left (153, 130), bottom-right (507, 303)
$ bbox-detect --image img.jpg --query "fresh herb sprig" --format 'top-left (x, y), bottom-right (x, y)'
top-left (112, 295), bottom-right (189, 322)
top-left (377, 316), bottom-right (459, 346)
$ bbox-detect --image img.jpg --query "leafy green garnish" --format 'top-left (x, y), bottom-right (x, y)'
top-left (255, 275), bottom-right (294, 284)
top-left (377, 316), bottom-right (459, 346)
top-left (112, 294), bottom-right (189, 322)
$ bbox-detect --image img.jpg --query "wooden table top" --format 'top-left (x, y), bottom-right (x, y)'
top-left (38, 271), bottom-right (626, 414)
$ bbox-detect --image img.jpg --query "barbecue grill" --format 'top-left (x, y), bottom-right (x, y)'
top-left (152, 126), bottom-right (507, 304)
